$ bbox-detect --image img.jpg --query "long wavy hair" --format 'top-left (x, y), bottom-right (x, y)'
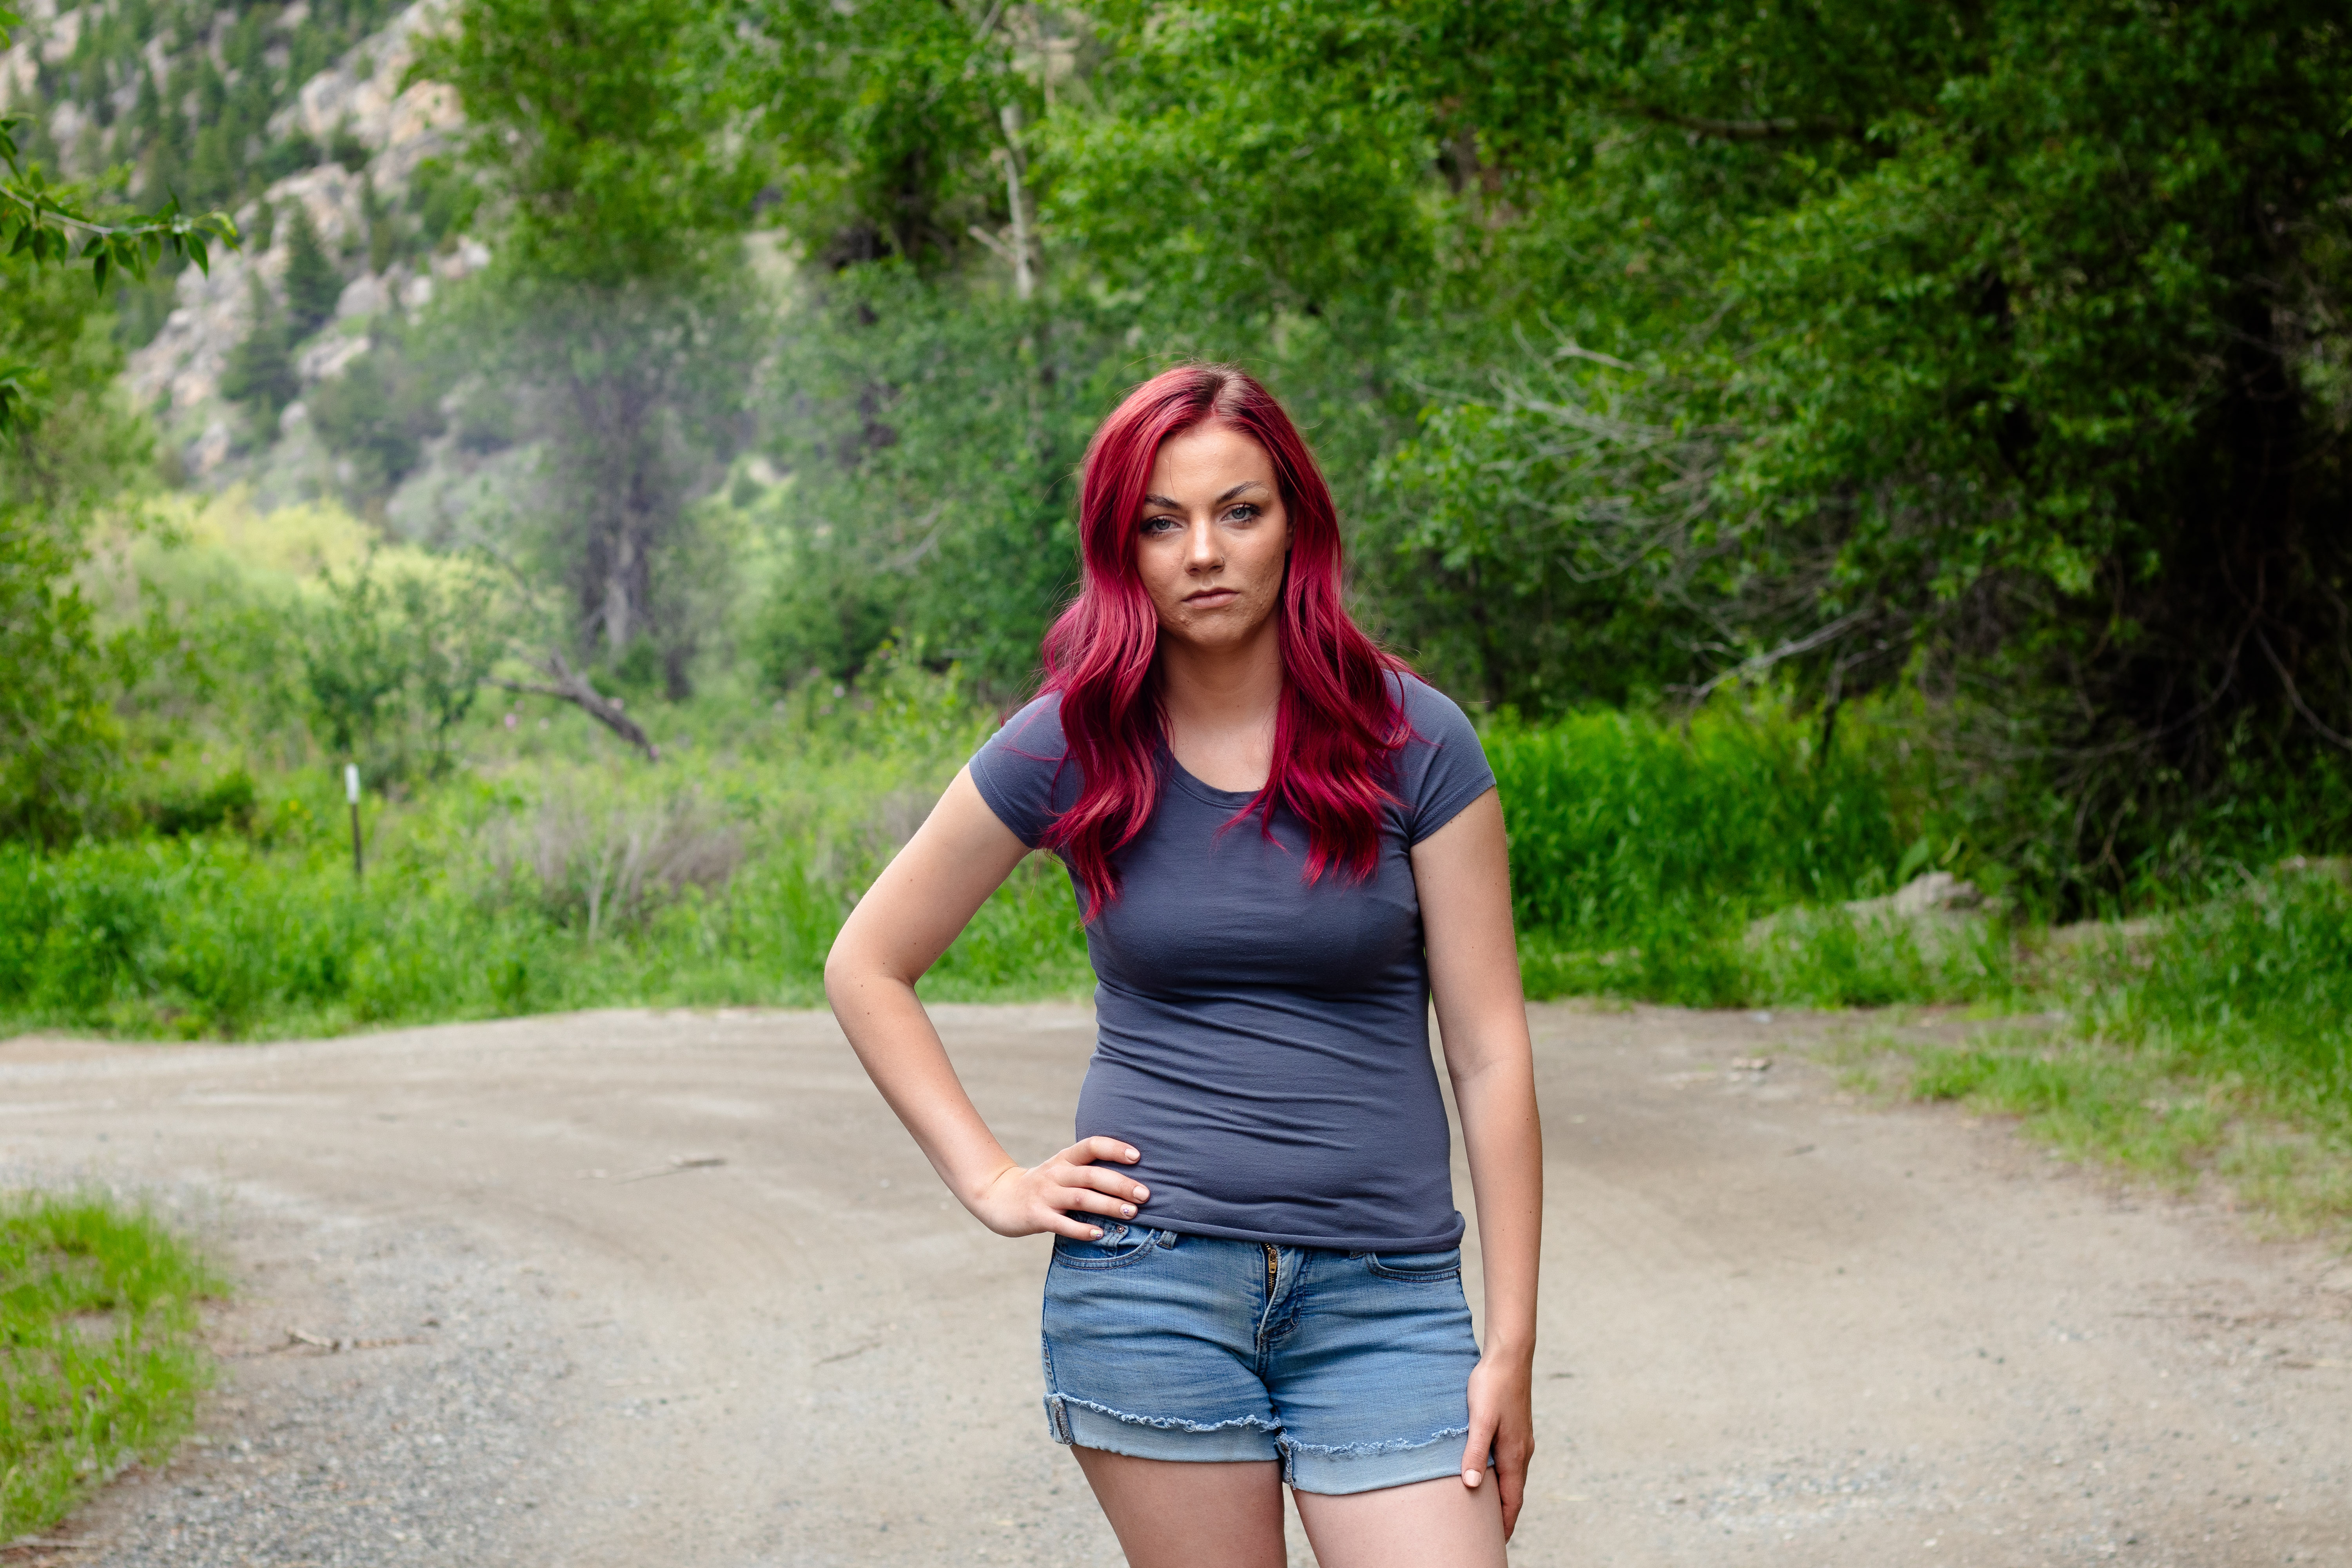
top-left (1035, 364), bottom-right (1410, 917)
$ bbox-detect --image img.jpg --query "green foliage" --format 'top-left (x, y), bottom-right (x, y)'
top-left (755, 543), bottom-right (894, 688)
top-left (0, 660), bottom-right (1090, 1038)
top-left (417, 0), bottom-right (755, 287)
top-left (0, 820), bottom-right (1089, 1038)
top-left (1492, 705), bottom-right (1909, 943)
top-left (298, 558), bottom-right (503, 777)
top-left (2074, 869), bottom-right (2352, 1143)
top-left (750, 0), bottom-right (1043, 270)
top-left (1370, 355), bottom-right (1735, 710)
top-left (762, 265), bottom-right (1129, 693)
top-left (1489, 700), bottom-right (2036, 1009)
top-left (306, 323), bottom-right (450, 495)
top-left (405, 156), bottom-right (481, 251)
top-left (0, 1192), bottom-right (220, 1537)
top-left (1815, 866), bottom-right (2352, 1227)
top-left (0, 7), bottom-right (239, 427)
top-left (0, 513), bottom-right (120, 841)
top-left (147, 768), bottom-right (258, 838)
top-left (13, 0), bottom-right (400, 214)
top-left (218, 276), bottom-right (298, 425)
top-left (1042, 0), bottom-right (1433, 336)
top-left (421, 0), bottom-right (769, 684)
top-left (0, 252), bottom-right (156, 842)
top-left (1306, 0), bottom-right (2352, 903)
top-left (328, 118), bottom-right (370, 176)
top-left (280, 203), bottom-right (343, 339)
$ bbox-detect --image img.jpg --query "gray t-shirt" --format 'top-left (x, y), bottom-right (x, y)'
top-left (967, 673), bottom-right (1495, 1251)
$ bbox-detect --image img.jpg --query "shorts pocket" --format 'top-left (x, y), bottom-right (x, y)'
top-left (1050, 1224), bottom-right (1174, 1271)
top-left (1365, 1247), bottom-right (1462, 1283)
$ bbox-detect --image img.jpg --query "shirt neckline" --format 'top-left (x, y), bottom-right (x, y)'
top-left (1158, 743), bottom-right (1263, 809)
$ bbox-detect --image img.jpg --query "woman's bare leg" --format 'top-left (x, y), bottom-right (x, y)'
top-left (1292, 1474), bottom-right (1506, 1568)
top-left (1071, 1447), bottom-right (1288, 1568)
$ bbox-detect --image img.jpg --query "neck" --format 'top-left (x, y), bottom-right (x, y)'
top-left (1157, 615), bottom-right (1285, 743)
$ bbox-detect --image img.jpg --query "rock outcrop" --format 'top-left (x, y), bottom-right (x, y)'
top-left (110, 0), bottom-right (486, 475)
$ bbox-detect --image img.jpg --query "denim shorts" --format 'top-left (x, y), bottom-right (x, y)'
top-left (1039, 1225), bottom-right (1483, 1495)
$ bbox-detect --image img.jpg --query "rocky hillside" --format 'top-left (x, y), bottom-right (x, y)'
top-left (4, 0), bottom-right (503, 514)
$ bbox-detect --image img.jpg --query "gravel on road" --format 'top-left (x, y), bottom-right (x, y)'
top-left (0, 1002), bottom-right (2346, 1568)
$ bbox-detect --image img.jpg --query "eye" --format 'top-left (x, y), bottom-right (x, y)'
top-left (1140, 514), bottom-right (1181, 535)
top-left (1222, 503), bottom-right (1261, 525)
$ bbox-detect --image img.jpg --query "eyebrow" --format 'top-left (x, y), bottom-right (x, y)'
top-left (1142, 481), bottom-right (1270, 510)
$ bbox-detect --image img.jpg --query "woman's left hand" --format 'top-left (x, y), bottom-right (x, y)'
top-left (1460, 1348), bottom-right (1535, 1538)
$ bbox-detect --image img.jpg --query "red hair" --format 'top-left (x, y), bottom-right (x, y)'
top-left (1036, 364), bottom-right (1410, 917)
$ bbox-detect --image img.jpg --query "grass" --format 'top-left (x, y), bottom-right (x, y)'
top-left (1493, 703), bottom-right (2020, 1009)
top-left (11, 689), bottom-right (1953, 1037)
top-left (1485, 703), bottom-right (2352, 1229)
top-left (0, 1193), bottom-right (222, 1539)
top-left (1825, 866), bottom-right (2352, 1231)
top-left (0, 661), bottom-right (1092, 1040)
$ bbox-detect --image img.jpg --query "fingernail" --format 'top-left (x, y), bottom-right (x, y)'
top-left (1463, 1470), bottom-right (1481, 1487)
top-left (1120, 1204), bottom-right (1136, 1217)
top-left (1089, 1227), bottom-right (1103, 1238)
top-left (1125, 1149), bottom-right (1138, 1160)
top-left (1133, 1186), bottom-right (1149, 1200)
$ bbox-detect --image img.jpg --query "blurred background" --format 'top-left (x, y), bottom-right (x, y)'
top-left (0, 0), bottom-right (2345, 1215)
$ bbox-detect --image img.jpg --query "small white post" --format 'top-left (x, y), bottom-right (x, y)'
top-left (345, 764), bottom-right (363, 883)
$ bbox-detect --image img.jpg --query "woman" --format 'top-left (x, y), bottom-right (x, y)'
top-left (825, 364), bottom-right (1541, 1568)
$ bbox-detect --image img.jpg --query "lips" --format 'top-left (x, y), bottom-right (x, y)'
top-left (1184, 588), bottom-right (1240, 607)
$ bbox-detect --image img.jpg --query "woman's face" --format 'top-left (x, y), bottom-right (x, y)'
top-left (1135, 421), bottom-right (1291, 655)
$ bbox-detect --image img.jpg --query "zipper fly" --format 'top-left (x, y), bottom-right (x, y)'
top-left (1254, 1242), bottom-right (1286, 1352)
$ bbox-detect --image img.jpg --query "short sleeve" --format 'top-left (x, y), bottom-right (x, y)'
top-left (1392, 675), bottom-right (1496, 845)
top-left (967, 693), bottom-right (1077, 849)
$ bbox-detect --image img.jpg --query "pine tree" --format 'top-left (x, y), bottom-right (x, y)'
top-left (131, 67), bottom-right (160, 144)
top-left (219, 276), bottom-right (298, 423)
top-left (362, 175), bottom-right (394, 274)
top-left (282, 205), bottom-right (343, 337)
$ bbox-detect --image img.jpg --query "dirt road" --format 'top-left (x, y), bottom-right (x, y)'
top-left (2, 1002), bottom-right (2347, 1567)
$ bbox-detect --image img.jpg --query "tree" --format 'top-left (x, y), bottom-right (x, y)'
top-left (0, 247), bottom-right (165, 839)
top-left (1355, 0), bottom-right (2352, 892)
top-left (0, 9), bottom-right (237, 837)
top-left (300, 558), bottom-right (505, 779)
top-left (281, 203), bottom-right (343, 338)
top-left (1016, 0), bottom-right (2352, 895)
top-left (307, 319), bottom-right (450, 497)
top-left (751, 0), bottom-right (1036, 272)
top-left (219, 275), bottom-right (298, 425)
top-left (419, 0), bottom-right (764, 698)
top-left (0, 510), bottom-right (118, 838)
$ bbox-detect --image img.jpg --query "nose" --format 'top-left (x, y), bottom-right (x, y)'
top-left (1185, 516), bottom-right (1223, 571)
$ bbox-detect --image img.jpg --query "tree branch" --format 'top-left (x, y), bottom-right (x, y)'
top-left (1682, 607), bottom-right (1878, 700)
top-left (1619, 103), bottom-right (1854, 141)
top-left (490, 651), bottom-right (661, 760)
top-left (2256, 627), bottom-right (2352, 753)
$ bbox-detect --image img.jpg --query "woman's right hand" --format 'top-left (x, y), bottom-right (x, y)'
top-left (969, 1136), bottom-right (1151, 1239)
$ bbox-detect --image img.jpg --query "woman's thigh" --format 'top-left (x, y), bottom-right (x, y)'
top-left (1293, 1474), bottom-right (1506, 1568)
top-left (1071, 1448), bottom-right (1287, 1568)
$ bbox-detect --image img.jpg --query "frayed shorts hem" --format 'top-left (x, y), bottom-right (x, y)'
top-left (1045, 1396), bottom-right (1480, 1496)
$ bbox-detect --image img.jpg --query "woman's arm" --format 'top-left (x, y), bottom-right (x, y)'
top-left (825, 766), bottom-right (1150, 1240)
top-left (1412, 788), bottom-right (1543, 1539)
